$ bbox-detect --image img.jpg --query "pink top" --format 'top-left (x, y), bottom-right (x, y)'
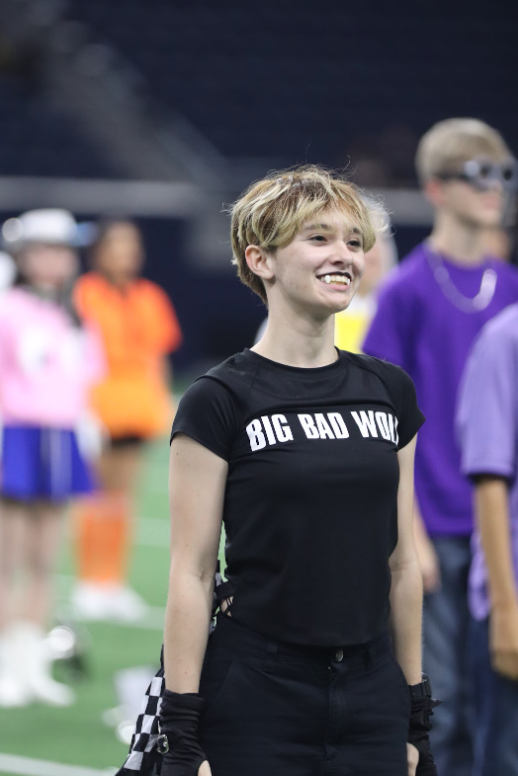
top-left (0, 287), bottom-right (105, 428)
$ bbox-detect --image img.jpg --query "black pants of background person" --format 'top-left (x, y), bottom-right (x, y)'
top-left (185, 613), bottom-right (410, 776)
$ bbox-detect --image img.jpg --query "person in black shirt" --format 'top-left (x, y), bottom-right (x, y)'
top-left (117, 166), bottom-right (437, 776)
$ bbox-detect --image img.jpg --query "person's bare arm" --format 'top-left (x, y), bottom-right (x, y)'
top-left (389, 435), bottom-right (423, 685)
top-left (476, 475), bottom-right (518, 680)
top-left (413, 500), bottom-right (441, 594)
top-left (390, 435), bottom-right (423, 776)
top-left (164, 434), bottom-right (228, 693)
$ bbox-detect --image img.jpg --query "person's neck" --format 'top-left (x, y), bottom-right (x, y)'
top-left (252, 304), bottom-right (337, 368)
top-left (428, 213), bottom-right (486, 266)
top-left (23, 282), bottom-right (61, 300)
top-left (99, 271), bottom-right (133, 290)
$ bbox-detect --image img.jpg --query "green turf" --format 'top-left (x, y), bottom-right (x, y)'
top-left (0, 436), bottom-right (173, 772)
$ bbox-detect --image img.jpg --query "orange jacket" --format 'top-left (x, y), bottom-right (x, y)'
top-left (75, 272), bottom-right (182, 438)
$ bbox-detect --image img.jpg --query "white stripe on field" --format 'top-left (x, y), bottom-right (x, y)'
top-left (0, 753), bottom-right (117, 776)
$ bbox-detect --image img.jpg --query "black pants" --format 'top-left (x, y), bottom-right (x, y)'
top-left (198, 614), bottom-right (410, 776)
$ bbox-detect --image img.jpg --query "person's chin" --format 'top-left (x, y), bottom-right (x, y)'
top-left (316, 290), bottom-right (353, 315)
top-left (480, 212), bottom-right (504, 228)
top-left (463, 210), bottom-right (502, 229)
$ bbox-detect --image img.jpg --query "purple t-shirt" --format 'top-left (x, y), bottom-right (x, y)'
top-left (457, 304), bottom-right (518, 619)
top-left (363, 243), bottom-right (518, 536)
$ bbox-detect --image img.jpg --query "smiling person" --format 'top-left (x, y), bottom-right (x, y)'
top-left (363, 119), bottom-right (518, 776)
top-left (117, 166), bottom-right (437, 776)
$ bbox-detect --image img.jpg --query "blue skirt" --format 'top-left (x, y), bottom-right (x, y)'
top-left (1, 425), bottom-right (95, 502)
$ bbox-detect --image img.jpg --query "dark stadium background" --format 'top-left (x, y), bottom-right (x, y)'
top-left (1, 0), bottom-right (516, 377)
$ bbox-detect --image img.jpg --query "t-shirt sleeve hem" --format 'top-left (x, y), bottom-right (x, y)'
top-left (397, 412), bottom-right (425, 450)
top-left (170, 428), bottom-right (230, 462)
top-left (462, 459), bottom-right (514, 479)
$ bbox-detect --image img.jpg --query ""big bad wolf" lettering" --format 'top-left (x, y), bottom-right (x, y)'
top-left (245, 410), bottom-right (399, 451)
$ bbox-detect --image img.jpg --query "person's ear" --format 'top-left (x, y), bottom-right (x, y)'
top-left (245, 246), bottom-right (275, 282)
top-left (423, 177), bottom-right (447, 208)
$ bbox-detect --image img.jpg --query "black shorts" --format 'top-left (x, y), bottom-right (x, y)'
top-left (198, 614), bottom-right (410, 776)
top-left (109, 435), bottom-right (146, 449)
top-left (118, 613), bottom-right (410, 776)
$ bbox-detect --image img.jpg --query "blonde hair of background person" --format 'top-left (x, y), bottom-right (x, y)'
top-left (415, 118), bottom-right (511, 184)
top-left (335, 227), bottom-right (398, 353)
top-left (118, 165), bottom-right (431, 776)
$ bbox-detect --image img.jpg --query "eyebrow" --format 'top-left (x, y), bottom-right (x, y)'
top-left (302, 223), bottom-right (362, 236)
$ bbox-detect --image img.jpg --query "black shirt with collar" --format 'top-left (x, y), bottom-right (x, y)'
top-left (171, 348), bottom-right (424, 647)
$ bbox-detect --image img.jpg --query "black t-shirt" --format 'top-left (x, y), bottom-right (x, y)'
top-left (171, 348), bottom-right (424, 647)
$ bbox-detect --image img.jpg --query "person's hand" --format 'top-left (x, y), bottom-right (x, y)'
top-left (160, 757), bottom-right (212, 776)
top-left (159, 690), bottom-right (207, 776)
top-left (407, 742), bottom-right (419, 775)
top-left (490, 603), bottom-right (518, 680)
top-left (414, 531), bottom-right (441, 594)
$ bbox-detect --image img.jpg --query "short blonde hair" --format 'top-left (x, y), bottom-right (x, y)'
top-left (230, 165), bottom-right (382, 304)
top-left (416, 118), bottom-right (511, 185)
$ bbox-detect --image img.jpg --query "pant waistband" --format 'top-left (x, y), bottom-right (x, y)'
top-left (213, 612), bottom-right (392, 667)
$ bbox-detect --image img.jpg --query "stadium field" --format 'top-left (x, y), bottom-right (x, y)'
top-left (0, 436), bottom-right (176, 775)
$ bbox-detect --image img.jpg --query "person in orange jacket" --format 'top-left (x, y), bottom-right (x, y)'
top-left (72, 219), bottom-right (182, 621)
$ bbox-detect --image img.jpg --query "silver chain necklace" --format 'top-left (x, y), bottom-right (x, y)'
top-left (425, 246), bottom-right (497, 314)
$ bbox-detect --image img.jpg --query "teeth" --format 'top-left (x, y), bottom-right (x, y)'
top-left (321, 274), bottom-right (350, 286)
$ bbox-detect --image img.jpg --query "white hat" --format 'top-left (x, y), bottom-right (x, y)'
top-left (2, 209), bottom-right (78, 249)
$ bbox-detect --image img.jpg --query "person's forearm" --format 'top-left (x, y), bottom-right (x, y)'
top-left (412, 499), bottom-right (427, 542)
top-left (476, 477), bottom-right (518, 609)
top-left (389, 559), bottom-right (423, 685)
top-left (163, 564), bottom-right (214, 694)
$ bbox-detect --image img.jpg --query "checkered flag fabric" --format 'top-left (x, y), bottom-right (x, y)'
top-left (115, 665), bottom-right (165, 774)
top-left (115, 564), bottom-right (230, 774)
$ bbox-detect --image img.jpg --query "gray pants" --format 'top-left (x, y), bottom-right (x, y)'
top-left (423, 535), bottom-right (474, 776)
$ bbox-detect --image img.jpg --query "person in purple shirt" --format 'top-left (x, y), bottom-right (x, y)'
top-left (457, 303), bottom-right (518, 776)
top-left (363, 117), bottom-right (518, 776)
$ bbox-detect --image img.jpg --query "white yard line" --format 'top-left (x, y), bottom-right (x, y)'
top-left (0, 753), bottom-right (117, 776)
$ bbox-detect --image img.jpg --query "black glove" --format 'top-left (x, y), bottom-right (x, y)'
top-left (158, 690), bottom-right (207, 776)
top-left (408, 676), bottom-right (441, 776)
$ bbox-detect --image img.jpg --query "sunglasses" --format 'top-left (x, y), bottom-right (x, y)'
top-left (437, 157), bottom-right (518, 192)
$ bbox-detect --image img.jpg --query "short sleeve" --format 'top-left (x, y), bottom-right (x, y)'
top-left (363, 269), bottom-right (414, 371)
top-left (393, 366), bottom-right (425, 450)
top-left (457, 323), bottom-right (517, 479)
top-left (170, 376), bottom-right (240, 461)
top-left (147, 284), bottom-right (183, 354)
